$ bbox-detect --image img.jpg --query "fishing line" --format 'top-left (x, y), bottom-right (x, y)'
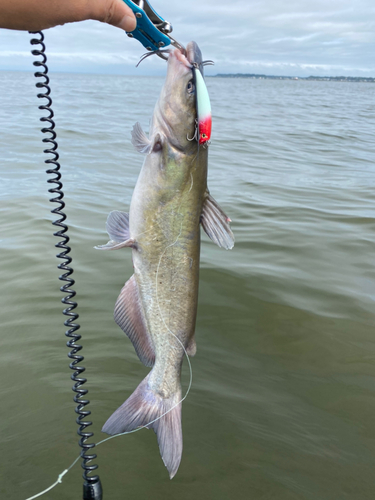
top-left (188, 172), bottom-right (194, 193)
top-left (153, 205), bottom-right (194, 401)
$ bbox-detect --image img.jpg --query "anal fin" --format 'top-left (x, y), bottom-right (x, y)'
top-left (114, 275), bottom-right (155, 367)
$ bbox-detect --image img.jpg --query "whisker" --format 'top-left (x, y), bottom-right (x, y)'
top-left (136, 49), bottom-right (171, 67)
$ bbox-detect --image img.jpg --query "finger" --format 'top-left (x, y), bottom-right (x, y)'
top-left (91, 0), bottom-right (137, 32)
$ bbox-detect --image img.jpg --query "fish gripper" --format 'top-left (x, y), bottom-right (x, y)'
top-left (29, 30), bottom-right (103, 500)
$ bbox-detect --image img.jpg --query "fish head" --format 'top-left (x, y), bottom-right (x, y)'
top-left (152, 41), bottom-right (207, 151)
top-left (136, 42), bottom-right (210, 205)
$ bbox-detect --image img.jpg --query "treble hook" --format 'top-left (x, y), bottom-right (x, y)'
top-left (187, 120), bottom-right (198, 141)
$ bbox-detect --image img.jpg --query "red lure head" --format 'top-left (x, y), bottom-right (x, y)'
top-left (198, 115), bottom-right (212, 144)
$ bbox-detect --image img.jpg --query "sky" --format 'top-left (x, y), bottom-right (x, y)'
top-left (0, 0), bottom-right (374, 76)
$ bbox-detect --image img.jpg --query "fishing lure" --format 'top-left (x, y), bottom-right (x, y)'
top-left (193, 66), bottom-right (212, 144)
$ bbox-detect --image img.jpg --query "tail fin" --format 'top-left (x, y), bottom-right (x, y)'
top-left (102, 374), bottom-right (183, 479)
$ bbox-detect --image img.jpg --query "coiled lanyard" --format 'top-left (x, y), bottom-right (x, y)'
top-left (28, 2), bottom-right (184, 499)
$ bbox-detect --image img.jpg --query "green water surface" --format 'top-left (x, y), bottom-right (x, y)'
top-left (1, 71), bottom-right (375, 500)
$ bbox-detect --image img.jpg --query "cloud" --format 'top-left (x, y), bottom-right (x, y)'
top-left (0, 0), bottom-right (374, 76)
top-left (0, 50), bottom-right (31, 58)
top-left (265, 34), bottom-right (319, 45)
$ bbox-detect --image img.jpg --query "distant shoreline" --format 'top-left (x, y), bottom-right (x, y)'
top-left (213, 74), bottom-right (375, 82)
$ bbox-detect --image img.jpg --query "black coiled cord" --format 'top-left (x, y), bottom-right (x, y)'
top-left (29, 31), bottom-right (102, 500)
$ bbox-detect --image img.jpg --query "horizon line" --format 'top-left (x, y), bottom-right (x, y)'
top-left (0, 68), bottom-right (374, 80)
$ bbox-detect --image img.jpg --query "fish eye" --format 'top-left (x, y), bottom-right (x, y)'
top-left (187, 80), bottom-right (195, 94)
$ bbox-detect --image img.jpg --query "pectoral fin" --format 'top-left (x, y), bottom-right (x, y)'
top-left (201, 194), bottom-right (234, 250)
top-left (131, 122), bottom-right (152, 154)
top-left (114, 275), bottom-right (155, 367)
top-left (95, 210), bottom-right (135, 250)
top-left (131, 122), bottom-right (164, 155)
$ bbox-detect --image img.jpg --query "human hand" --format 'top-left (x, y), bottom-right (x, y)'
top-left (0, 0), bottom-right (137, 32)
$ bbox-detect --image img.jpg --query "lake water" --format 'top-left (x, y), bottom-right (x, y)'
top-left (0, 66), bottom-right (374, 500)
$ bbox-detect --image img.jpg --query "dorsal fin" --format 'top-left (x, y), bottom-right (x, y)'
top-left (114, 275), bottom-right (155, 367)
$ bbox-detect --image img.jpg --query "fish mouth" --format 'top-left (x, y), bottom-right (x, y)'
top-left (136, 41), bottom-right (212, 72)
top-left (186, 41), bottom-right (214, 76)
top-left (137, 41), bottom-right (209, 74)
top-left (168, 41), bottom-right (203, 69)
top-left (171, 47), bottom-right (192, 69)
top-left (165, 41), bottom-right (202, 68)
top-left (186, 41), bottom-right (203, 67)
top-left (166, 41), bottom-right (204, 72)
top-left (165, 41), bottom-right (213, 77)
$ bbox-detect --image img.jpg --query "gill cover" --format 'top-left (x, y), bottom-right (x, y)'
top-left (193, 67), bottom-right (212, 144)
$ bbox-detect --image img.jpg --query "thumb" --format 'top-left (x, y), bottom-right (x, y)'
top-left (92, 0), bottom-right (137, 32)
